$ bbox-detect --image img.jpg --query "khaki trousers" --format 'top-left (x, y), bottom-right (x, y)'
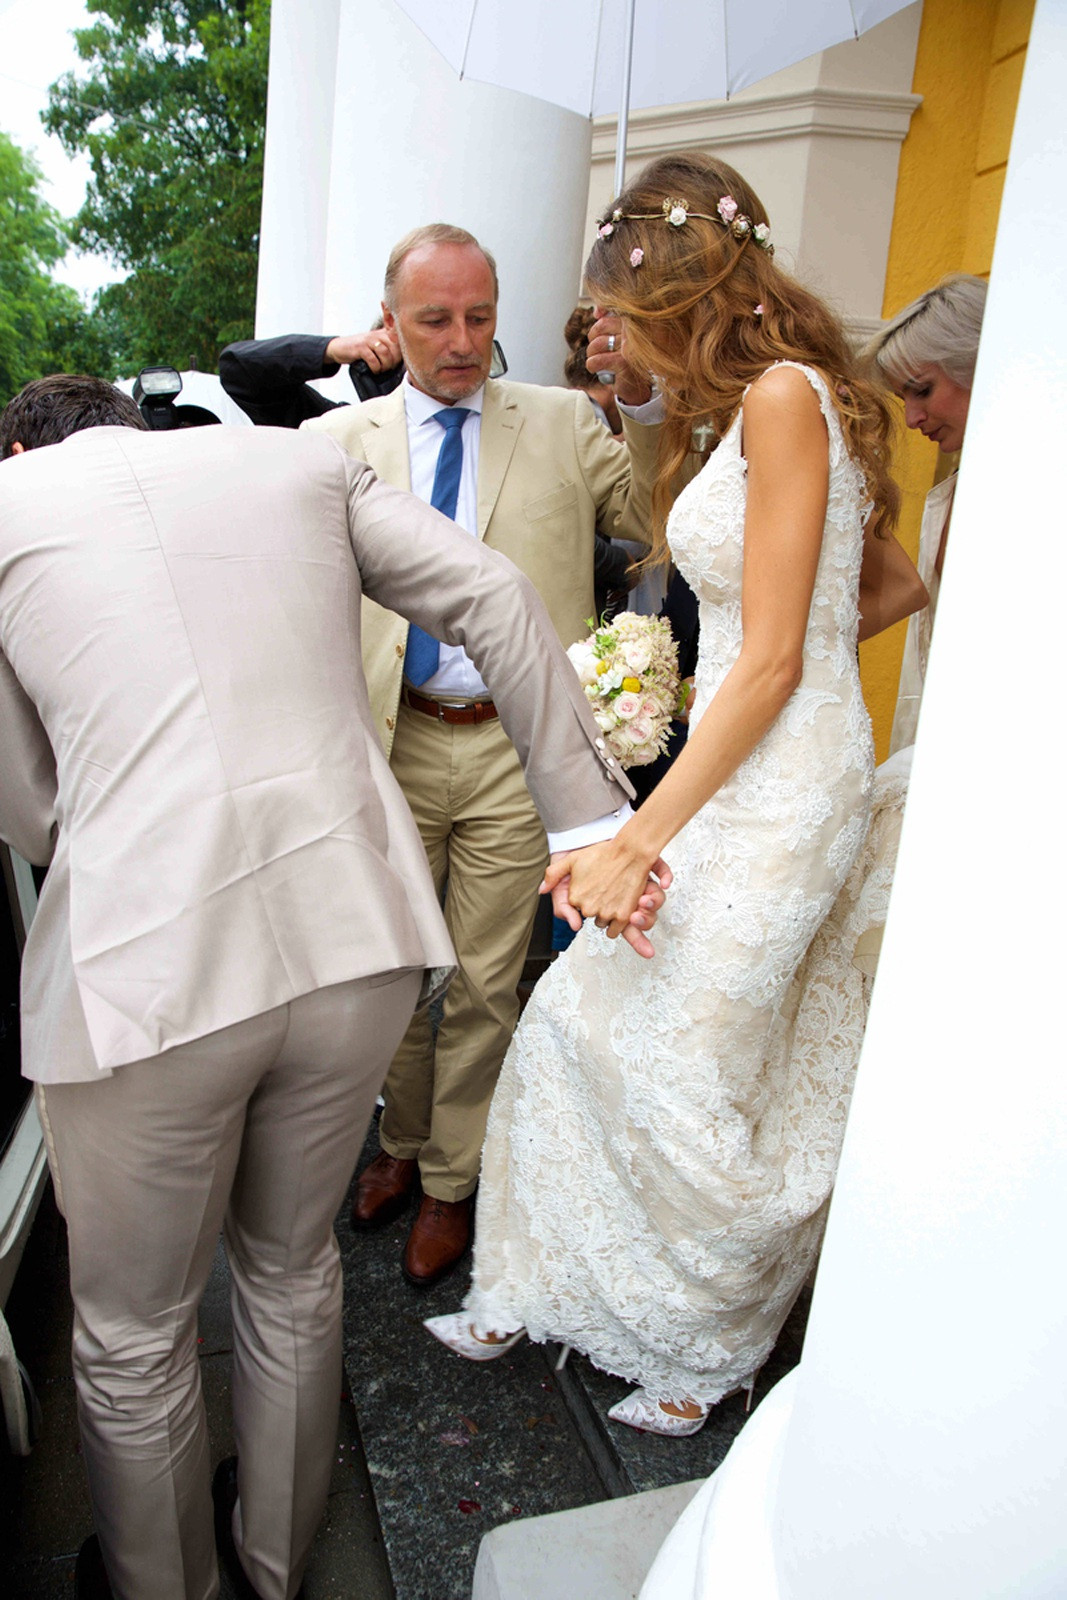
top-left (380, 700), bottom-right (548, 1201)
top-left (37, 969), bottom-right (421, 1600)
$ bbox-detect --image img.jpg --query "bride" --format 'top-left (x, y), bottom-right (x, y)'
top-left (426, 153), bottom-right (923, 1436)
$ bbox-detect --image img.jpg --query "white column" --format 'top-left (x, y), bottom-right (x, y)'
top-left (256, 0), bottom-right (592, 385)
top-left (645, 4), bottom-right (1067, 1595)
top-left (255, 0), bottom-right (342, 335)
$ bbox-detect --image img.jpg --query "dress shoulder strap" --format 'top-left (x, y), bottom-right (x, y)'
top-left (741, 361), bottom-right (865, 515)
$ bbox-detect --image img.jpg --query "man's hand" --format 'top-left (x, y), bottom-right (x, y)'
top-left (587, 309), bottom-right (653, 408)
top-left (325, 329), bottom-right (401, 373)
top-left (542, 845), bottom-right (672, 959)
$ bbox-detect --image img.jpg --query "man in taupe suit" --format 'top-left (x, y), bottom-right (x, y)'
top-left (302, 223), bottom-right (658, 1283)
top-left (0, 375), bottom-right (658, 1600)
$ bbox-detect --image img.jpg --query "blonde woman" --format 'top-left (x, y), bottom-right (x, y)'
top-left (867, 274), bottom-right (987, 752)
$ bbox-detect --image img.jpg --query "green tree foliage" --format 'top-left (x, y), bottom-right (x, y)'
top-left (44, 0), bottom-right (270, 374)
top-left (0, 130), bottom-right (116, 406)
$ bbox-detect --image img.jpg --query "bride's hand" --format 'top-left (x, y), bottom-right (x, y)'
top-left (542, 844), bottom-right (672, 959)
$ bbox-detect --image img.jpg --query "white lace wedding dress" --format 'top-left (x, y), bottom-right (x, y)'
top-left (465, 365), bottom-right (877, 1405)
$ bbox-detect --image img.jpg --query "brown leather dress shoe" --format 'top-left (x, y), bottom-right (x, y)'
top-left (350, 1150), bottom-right (418, 1230)
top-left (403, 1194), bottom-right (473, 1286)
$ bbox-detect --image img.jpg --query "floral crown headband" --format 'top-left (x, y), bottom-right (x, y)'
top-left (597, 195), bottom-right (772, 267)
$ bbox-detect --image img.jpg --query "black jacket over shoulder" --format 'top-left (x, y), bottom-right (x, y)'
top-left (219, 334), bottom-right (404, 429)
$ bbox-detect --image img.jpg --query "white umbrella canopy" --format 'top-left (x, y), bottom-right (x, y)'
top-left (395, 0), bottom-right (918, 190)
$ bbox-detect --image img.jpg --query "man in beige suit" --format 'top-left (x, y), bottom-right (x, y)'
top-left (303, 223), bottom-right (658, 1284)
top-left (0, 375), bottom-right (655, 1600)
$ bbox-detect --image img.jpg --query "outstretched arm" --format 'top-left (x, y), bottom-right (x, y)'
top-left (219, 331), bottom-right (402, 428)
top-left (341, 452), bottom-right (634, 823)
top-left (219, 334), bottom-right (348, 428)
top-left (547, 365), bottom-right (829, 936)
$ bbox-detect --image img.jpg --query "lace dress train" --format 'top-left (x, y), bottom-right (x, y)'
top-left (466, 365), bottom-right (878, 1405)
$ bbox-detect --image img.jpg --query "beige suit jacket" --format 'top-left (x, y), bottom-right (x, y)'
top-left (302, 379), bottom-right (657, 754)
top-left (0, 426), bottom-right (632, 1082)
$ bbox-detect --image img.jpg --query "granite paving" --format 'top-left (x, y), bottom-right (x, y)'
top-left (337, 1153), bottom-right (601, 1600)
top-left (4, 1098), bottom-right (810, 1600)
top-left (2, 1189), bottom-right (393, 1600)
top-left (337, 1118), bottom-right (811, 1598)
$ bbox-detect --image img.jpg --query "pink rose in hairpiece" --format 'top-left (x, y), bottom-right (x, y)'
top-left (598, 222), bottom-right (614, 238)
top-left (754, 304), bottom-right (764, 318)
top-left (717, 195), bottom-right (738, 223)
top-left (630, 247), bottom-right (644, 268)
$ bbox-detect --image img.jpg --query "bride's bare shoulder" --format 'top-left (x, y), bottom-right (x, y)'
top-left (744, 363), bottom-right (823, 415)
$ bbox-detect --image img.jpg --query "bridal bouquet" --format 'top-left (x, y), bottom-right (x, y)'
top-left (567, 612), bottom-right (685, 769)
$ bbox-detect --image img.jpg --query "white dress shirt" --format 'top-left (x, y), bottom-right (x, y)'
top-left (402, 377), bottom-right (490, 699)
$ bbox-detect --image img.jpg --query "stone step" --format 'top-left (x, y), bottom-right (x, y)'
top-left (470, 1480), bottom-right (704, 1600)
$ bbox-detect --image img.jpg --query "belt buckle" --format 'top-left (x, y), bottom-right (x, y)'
top-left (437, 700), bottom-right (448, 722)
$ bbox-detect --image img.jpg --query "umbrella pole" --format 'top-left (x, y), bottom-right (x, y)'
top-left (614, 0), bottom-right (637, 198)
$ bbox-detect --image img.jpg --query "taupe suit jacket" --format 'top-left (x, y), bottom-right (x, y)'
top-left (0, 426), bottom-right (632, 1082)
top-left (303, 380), bottom-right (656, 755)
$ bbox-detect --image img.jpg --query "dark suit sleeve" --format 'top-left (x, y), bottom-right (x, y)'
top-left (219, 335), bottom-right (405, 428)
top-left (218, 335), bottom-right (350, 429)
top-left (594, 534), bottom-right (634, 594)
top-left (662, 569), bottom-right (700, 679)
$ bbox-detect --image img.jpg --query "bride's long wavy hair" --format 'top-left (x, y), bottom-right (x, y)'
top-left (584, 153), bottom-right (900, 561)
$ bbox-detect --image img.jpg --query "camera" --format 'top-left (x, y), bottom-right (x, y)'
top-left (132, 367), bottom-right (222, 430)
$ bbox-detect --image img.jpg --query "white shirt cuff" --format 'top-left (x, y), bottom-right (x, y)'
top-left (547, 802), bottom-right (633, 854)
top-left (617, 392), bottom-right (665, 425)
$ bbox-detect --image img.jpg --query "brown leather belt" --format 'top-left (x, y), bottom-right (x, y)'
top-left (401, 685), bottom-right (499, 725)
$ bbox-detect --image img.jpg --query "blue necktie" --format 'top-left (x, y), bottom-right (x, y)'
top-left (404, 407), bottom-right (472, 687)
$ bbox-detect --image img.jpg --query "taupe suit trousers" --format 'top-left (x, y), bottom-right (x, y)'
top-left (38, 970), bottom-right (421, 1600)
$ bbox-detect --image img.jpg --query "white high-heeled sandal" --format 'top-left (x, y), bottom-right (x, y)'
top-left (607, 1373), bottom-right (757, 1437)
top-left (424, 1312), bottom-right (527, 1361)
top-left (607, 1388), bottom-right (711, 1437)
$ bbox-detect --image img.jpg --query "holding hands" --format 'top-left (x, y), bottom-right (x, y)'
top-left (543, 842), bottom-right (673, 960)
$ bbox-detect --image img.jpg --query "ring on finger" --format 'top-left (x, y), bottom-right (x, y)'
top-left (607, 334), bottom-right (616, 352)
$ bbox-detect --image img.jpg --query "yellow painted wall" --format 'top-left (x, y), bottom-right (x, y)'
top-left (859, 0), bottom-right (1034, 760)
